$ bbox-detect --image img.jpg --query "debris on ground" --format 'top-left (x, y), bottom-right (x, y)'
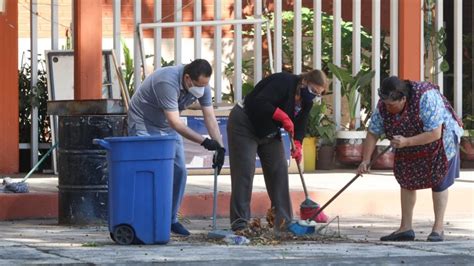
top-left (173, 209), bottom-right (350, 246)
top-left (81, 242), bottom-right (102, 247)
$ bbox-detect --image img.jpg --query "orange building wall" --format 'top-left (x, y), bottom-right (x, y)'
top-left (0, 0), bottom-right (19, 174)
top-left (18, 0), bottom-right (73, 40)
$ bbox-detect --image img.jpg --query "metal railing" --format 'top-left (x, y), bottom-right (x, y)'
top-left (137, 18), bottom-right (270, 103)
top-left (21, 0), bottom-right (466, 170)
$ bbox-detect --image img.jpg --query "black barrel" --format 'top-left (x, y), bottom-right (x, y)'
top-left (57, 115), bottom-right (127, 225)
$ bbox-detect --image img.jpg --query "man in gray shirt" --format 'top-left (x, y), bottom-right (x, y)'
top-left (128, 59), bottom-right (225, 236)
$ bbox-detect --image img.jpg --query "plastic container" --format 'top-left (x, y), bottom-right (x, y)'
top-left (94, 135), bottom-right (176, 245)
top-left (223, 234), bottom-right (250, 245)
top-left (303, 137), bottom-right (317, 171)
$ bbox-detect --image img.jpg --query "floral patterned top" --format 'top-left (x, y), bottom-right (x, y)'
top-left (369, 84), bottom-right (464, 161)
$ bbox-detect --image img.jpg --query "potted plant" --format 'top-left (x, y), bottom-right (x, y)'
top-left (327, 63), bottom-right (375, 166)
top-left (315, 114), bottom-right (337, 170)
top-left (303, 100), bottom-right (326, 171)
top-left (371, 135), bottom-right (395, 170)
top-left (461, 115), bottom-right (474, 169)
top-left (303, 99), bottom-right (337, 170)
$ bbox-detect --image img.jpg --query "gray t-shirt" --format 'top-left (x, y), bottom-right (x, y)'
top-left (128, 65), bottom-right (212, 135)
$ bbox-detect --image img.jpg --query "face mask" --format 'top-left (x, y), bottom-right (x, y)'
top-left (188, 86), bottom-right (205, 98)
top-left (300, 86), bottom-right (317, 101)
top-left (313, 95), bottom-right (322, 103)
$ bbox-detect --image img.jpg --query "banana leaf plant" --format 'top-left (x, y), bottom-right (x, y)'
top-left (305, 99), bottom-right (336, 145)
top-left (306, 100), bottom-right (326, 137)
top-left (327, 63), bottom-right (375, 130)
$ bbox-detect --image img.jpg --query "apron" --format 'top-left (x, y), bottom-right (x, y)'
top-left (378, 81), bottom-right (461, 190)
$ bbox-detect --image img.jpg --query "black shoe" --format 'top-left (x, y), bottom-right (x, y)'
top-left (380, 229), bottom-right (415, 241)
top-left (231, 223), bottom-right (248, 232)
top-left (427, 231), bottom-right (444, 242)
top-left (171, 222), bottom-right (190, 236)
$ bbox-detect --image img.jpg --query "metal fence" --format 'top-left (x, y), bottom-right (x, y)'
top-left (24, 0), bottom-right (466, 168)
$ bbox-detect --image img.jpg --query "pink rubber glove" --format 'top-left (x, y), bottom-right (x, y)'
top-left (291, 140), bottom-right (302, 164)
top-left (272, 108), bottom-right (294, 136)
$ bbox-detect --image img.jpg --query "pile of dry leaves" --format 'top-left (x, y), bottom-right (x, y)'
top-left (231, 208), bottom-right (345, 245)
top-left (173, 208), bottom-right (347, 246)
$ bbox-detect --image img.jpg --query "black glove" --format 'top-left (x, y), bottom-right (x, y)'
top-left (201, 138), bottom-right (221, 151)
top-left (213, 147), bottom-right (226, 175)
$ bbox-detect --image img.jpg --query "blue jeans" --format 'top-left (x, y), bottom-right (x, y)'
top-left (135, 130), bottom-right (187, 224)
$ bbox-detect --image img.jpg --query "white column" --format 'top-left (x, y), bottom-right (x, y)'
top-left (253, 0), bottom-right (262, 83)
top-left (134, 0), bottom-right (142, 90)
top-left (154, 0), bottom-right (162, 69)
top-left (51, 0), bottom-right (58, 171)
top-left (371, 0), bottom-right (381, 111)
top-left (70, 3), bottom-right (74, 48)
top-left (51, 0), bottom-right (58, 50)
top-left (234, 0), bottom-right (243, 102)
top-left (435, 0), bottom-right (444, 91)
top-left (266, 21), bottom-right (275, 74)
top-left (50, 0), bottom-right (59, 174)
top-left (274, 0), bottom-right (282, 72)
top-left (332, 0), bottom-right (341, 130)
top-left (214, 1), bottom-right (222, 103)
top-left (174, 0), bottom-right (182, 65)
top-left (352, 0), bottom-right (361, 128)
top-left (313, 0), bottom-right (322, 70)
top-left (113, 0), bottom-right (121, 66)
top-left (194, 0), bottom-right (202, 59)
top-left (333, 0), bottom-right (341, 129)
top-left (293, 0), bottom-right (302, 74)
top-left (30, 0), bottom-right (39, 167)
top-left (390, 0), bottom-right (398, 76)
top-left (453, 0), bottom-right (462, 116)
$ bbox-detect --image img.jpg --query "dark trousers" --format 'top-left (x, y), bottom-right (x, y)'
top-left (227, 105), bottom-right (293, 231)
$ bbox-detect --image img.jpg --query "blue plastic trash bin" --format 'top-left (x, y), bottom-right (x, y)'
top-left (94, 135), bottom-right (176, 245)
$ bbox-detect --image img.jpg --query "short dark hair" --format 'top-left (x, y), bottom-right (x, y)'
top-left (183, 59), bottom-right (212, 80)
top-left (379, 76), bottom-right (410, 101)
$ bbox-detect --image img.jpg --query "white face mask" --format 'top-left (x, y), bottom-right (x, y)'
top-left (313, 95), bottom-right (322, 104)
top-left (188, 86), bottom-right (205, 98)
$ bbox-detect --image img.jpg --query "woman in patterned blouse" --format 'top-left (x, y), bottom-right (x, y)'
top-left (358, 76), bottom-right (463, 242)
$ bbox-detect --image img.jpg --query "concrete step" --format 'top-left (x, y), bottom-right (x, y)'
top-left (1, 171), bottom-right (473, 221)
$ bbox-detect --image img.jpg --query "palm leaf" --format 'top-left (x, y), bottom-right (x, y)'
top-left (327, 63), bottom-right (352, 89)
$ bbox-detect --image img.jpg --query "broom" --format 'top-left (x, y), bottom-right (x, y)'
top-left (2, 143), bottom-right (58, 193)
top-left (290, 137), bottom-right (328, 223)
top-left (289, 145), bottom-right (393, 236)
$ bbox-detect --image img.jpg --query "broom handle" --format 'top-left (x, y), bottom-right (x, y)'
top-left (296, 158), bottom-right (310, 199)
top-left (307, 145), bottom-right (392, 222)
top-left (21, 143), bottom-right (59, 182)
top-left (211, 152), bottom-right (219, 230)
top-left (290, 137), bottom-right (310, 199)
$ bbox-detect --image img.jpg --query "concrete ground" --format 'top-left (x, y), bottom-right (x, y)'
top-left (0, 169), bottom-right (473, 264)
top-left (0, 215), bottom-right (472, 265)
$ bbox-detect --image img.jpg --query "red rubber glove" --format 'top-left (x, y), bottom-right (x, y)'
top-left (272, 108), bottom-right (294, 136)
top-left (291, 140), bottom-right (302, 164)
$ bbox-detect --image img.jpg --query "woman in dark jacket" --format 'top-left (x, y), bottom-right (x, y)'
top-left (227, 70), bottom-right (328, 232)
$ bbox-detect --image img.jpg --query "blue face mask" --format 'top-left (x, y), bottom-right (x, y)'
top-left (300, 86), bottom-right (317, 101)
